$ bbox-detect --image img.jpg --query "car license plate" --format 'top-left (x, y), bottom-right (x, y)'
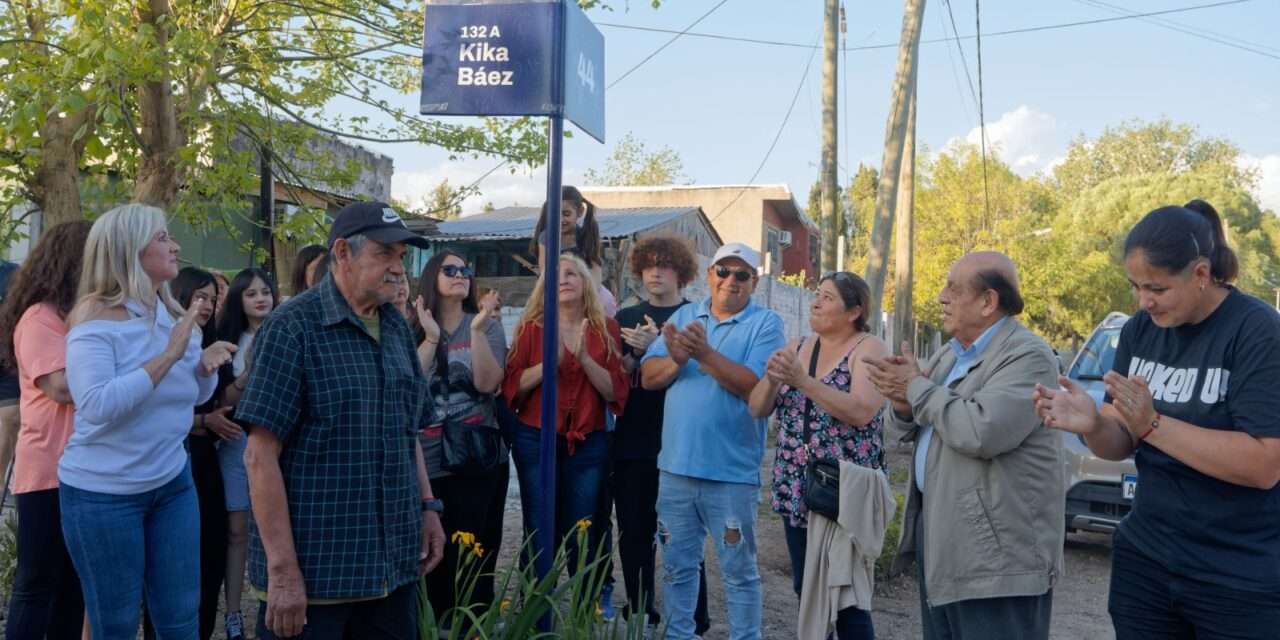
top-left (1122, 474), bottom-right (1138, 500)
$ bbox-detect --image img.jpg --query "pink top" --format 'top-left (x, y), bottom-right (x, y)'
top-left (13, 303), bottom-right (75, 494)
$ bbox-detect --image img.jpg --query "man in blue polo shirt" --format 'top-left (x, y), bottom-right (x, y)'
top-left (641, 243), bottom-right (786, 640)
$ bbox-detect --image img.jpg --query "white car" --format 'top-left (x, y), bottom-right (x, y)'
top-left (1061, 312), bottom-right (1138, 535)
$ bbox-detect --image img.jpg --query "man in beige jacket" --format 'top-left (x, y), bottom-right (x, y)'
top-left (865, 252), bottom-right (1063, 640)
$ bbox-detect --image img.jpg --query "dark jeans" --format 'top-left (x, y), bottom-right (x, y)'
top-left (613, 459), bottom-right (710, 632)
top-left (424, 462), bottom-right (509, 619)
top-left (783, 521), bottom-right (874, 640)
top-left (916, 512), bottom-right (1052, 640)
top-left (60, 463), bottom-right (201, 640)
top-left (1109, 528), bottom-right (1280, 639)
top-left (511, 424), bottom-right (608, 577)
top-left (144, 438), bottom-right (229, 640)
top-left (591, 439), bottom-right (616, 587)
top-left (4, 489), bottom-right (85, 640)
top-left (255, 580), bottom-right (417, 640)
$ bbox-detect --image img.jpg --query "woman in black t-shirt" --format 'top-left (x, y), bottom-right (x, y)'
top-left (1034, 200), bottom-right (1280, 639)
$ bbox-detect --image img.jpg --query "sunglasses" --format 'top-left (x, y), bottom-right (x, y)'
top-left (715, 265), bottom-right (755, 282)
top-left (441, 265), bottom-right (473, 279)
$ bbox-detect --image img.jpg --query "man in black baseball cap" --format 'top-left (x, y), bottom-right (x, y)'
top-left (241, 199), bottom-right (445, 640)
top-left (327, 201), bottom-right (431, 249)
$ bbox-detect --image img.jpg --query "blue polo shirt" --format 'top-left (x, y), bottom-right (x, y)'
top-left (643, 298), bottom-right (785, 485)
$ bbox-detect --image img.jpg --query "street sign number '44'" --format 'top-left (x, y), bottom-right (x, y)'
top-left (420, 0), bottom-right (606, 143)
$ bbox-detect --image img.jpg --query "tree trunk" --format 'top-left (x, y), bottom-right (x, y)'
top-left (31, 119), bottom-right (86, 227)
top-left (820, 0), bottom-right (840, 273)
top-left (864, 0), bottom-right (926, 335)
top-left (892, 85), bottom-right (917, 355)
top-left (133, 0), bottom-right (182, 209)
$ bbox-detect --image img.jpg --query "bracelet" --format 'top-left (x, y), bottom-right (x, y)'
top-left (1140, 413), bottom-right (1161, 441)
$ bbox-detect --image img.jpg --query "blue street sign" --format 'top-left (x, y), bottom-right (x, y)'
top-left (562, 1), bottom-right (606, 142)
top-left (421, 0), bottom-right (605, 141)
top-left (420, 1), bottom-right (559, 116)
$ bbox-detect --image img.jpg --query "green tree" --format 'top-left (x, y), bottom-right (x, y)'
top-left (583, 132), bottom-right (686, 186)
top-left (0, 0), bottom-right (547, 238)
top-left (426, 179), bottom-right (465, 220)
top-left (1052, 119), bottom-right (1253, 197)
top-left (846, 164), bottom-right (878, 270)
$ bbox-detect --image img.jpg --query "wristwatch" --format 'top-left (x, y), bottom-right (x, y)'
top-left (421, 498), bottom-right (445, 513)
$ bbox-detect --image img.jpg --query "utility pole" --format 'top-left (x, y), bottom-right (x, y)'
top-left (865, 0), bottom-right (926, 335)
top-left (893, 81), bottom-right (917, 355)
top-left (820, 0), bottom-right (840, 273)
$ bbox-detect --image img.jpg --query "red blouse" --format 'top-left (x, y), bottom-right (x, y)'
top-left (502, 318), bottom-right (630, 454)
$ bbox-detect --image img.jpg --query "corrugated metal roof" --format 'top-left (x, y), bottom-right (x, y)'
top-left (429, 206), bottom-right (704, 241)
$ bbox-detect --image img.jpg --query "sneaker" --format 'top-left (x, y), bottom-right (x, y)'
top-left (225, 611), bottom-right (244, 640)
top-left (598, 581), bottom-right (618, 622)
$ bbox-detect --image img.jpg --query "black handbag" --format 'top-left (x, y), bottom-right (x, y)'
top-left (801, 337), bottom-right (842, 521)
top-left (437, 337), bottom-right (509, 475)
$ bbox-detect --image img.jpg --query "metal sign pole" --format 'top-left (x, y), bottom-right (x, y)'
top-left (536, 114), bottom-right (564, 586)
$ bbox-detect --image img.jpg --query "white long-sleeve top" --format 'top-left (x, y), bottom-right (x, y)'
top-left (60, 299), bottom-right (217, 494)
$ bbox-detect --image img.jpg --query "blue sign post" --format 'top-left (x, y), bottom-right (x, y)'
top-left (420, 0), bottom-right (605, 610)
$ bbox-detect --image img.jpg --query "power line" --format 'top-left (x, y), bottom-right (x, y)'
top-left (607, 0), bottom-right (732, 89)
top-left (942, 0), bottom-right (980, 110)
top-left (1072, 0), bottom-right (1280, 61)
top-left (975, 0), bottom-right (991, 222)
top-left (711, 37), bottom-right (822, 223)
top-left (596, 0), bottom-right (1258, 53)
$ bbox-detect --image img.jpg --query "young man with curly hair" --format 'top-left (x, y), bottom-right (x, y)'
top-left (611, 236), bottom-right (710, 631)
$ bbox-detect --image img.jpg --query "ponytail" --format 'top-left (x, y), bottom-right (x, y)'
top-left (1123, 199), bottom-right (1239, 285)
top-left (1183, 199), bottom-right (1239, 284)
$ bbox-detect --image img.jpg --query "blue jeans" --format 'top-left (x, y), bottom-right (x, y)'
top-left (657, 472), bottom-right (762, 640)
top-left (510, 424), bottom-right (608, 577)
top-left (60, 463), bottom-right (201, 640)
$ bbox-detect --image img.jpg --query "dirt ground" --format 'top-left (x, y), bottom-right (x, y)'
top-left (494, 441), bottom-right (1119, 640)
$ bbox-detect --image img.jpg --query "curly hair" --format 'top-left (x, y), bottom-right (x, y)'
top-left (0, 220), bottom-right (93, 369)
top-left (629, 235), bottom-right (698, 288)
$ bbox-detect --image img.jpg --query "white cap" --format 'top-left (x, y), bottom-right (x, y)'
top-left (711, 242), bottom-right (761, 270)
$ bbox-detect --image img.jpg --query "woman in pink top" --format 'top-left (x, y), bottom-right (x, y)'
top-left (0, 220), bottom-right (92, 640)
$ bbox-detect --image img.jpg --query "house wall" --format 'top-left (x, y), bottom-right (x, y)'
top-left (582, 187), bottom-right (773, 259)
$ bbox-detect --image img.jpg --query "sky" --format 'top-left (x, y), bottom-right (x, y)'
top-left (365, 0), bottom-right (1280, 216)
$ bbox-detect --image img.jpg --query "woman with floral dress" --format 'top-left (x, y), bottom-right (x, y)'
top-left (748, 271), bottom-right (889, 640)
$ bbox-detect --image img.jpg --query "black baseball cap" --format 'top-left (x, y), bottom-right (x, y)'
top-left (327, 201), bottom-right (430, 249)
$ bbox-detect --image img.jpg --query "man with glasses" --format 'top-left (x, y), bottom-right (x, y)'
top-left (641, 243), bottom-right (786, 640)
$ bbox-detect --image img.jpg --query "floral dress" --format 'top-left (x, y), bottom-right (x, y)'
top-left (771, 341), bottom-right (886, 528)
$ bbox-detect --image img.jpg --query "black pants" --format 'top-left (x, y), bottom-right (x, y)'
top-left (4, 489), bottom-right (84, 640)
top-left (1109, 528), bottom-right (1280, 639)
top-left (256, 581), bottom-right (417, 640)
top-left (423, 462), bottom-right (509, 620)
top-left (782, 521), bottom-right (874, 640)
top-left (916, 512), bottom-right (1052, 640)
top-left (144, 437), bottom-right (227, 640)
top-left (612, 458), bottom-right (710, 633)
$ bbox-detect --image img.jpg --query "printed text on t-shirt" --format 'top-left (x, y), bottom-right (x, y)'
top-left (1127, 357), bottom-right (1230, 405)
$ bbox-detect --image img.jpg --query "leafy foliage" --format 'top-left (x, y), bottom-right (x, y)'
top-left (583, 132), bottom-right (686, 187)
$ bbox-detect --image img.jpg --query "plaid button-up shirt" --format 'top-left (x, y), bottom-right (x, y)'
top-left (238, 275), bottom-right (429, 601)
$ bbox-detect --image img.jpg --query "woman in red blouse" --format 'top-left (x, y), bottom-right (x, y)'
top-left (503, 254), bottom-right (629, 574)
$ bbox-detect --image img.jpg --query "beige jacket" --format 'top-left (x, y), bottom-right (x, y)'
top-left (888, 318), bottom-right (1064, 607)
top-left (798, 462), bottom-right (897, 640)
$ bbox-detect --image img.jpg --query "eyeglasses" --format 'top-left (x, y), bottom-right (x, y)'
top-left (441, 265), bottom-right (473, 279)
top-left (715, 265), bottom-right (755, 282)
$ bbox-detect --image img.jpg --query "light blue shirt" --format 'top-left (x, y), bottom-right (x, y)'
top-left (643, 299), bottom-right (786, 485)
top-left (61, 299), bottom-right (217, 494)
top-left (914, 317), bottom-right (1008, 493)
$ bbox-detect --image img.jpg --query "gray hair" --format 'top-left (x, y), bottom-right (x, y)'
top-left (331, 233), bottom-right (370, 260)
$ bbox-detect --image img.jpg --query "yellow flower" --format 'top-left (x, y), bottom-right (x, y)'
top-left (500, 599), bottom-right (512, 613)
top-left (472, 543), bottom-right (485, 558)
top-left (575, 518), bottom-right (592, 533)
top-left (451, 531), bottom-right (477, 547)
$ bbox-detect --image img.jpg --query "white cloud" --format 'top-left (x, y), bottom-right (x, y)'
top-left (391, 163), bottom-right (585, 217)
top-left (945, 105), bottom-right (1061, 177)
top-left (1240, 154), bottom-right (1280, 212)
